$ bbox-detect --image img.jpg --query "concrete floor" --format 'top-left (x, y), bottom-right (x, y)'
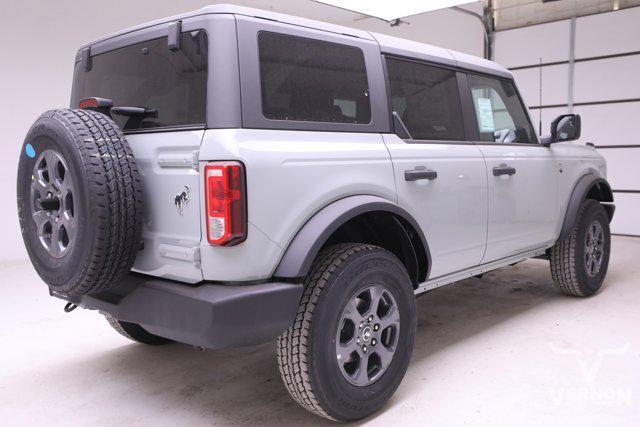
top-left (1, 236), bottom-right (639, 426)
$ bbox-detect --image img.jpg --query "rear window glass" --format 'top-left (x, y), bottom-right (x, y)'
top-left (386, 57), bottom-right (464, 141)
top-left (258, 31), bottom-right (371, 124)
top-left (71, 30), bottom-right (208, 131)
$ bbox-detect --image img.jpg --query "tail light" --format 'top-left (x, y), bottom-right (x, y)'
top-left (79, 97), bottom-right (113, 115)
top-left (204, 162), bottom-right (247, 246)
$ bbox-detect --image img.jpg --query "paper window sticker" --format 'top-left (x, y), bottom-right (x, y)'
top-left (476, 97), bottom-right (495, 132)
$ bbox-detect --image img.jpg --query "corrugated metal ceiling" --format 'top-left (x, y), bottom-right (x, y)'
top-left (492, 0), bottom-right (640, 30)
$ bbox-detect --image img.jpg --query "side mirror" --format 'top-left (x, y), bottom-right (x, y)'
top-left (551, 114), bottom-right (581, 143)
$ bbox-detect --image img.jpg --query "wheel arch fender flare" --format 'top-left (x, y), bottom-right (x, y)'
top-left (273, 195), bottom-right (431, 281)
top-left (559, 174), bottom-right (615, 241)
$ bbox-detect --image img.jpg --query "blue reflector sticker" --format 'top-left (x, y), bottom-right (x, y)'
top-left (25, 143), bottom-right (36, 158)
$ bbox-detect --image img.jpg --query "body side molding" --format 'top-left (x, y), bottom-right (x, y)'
top-left (559, 174), bottom-right (614, 241)
top-left (274, 195), bottom-right (431, 281)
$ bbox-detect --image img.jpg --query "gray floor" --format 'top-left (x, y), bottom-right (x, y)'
top-left (1, 236), bottom-right (639, 426)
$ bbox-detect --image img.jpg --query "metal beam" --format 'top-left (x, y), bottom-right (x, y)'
top-left (451, 2), bottom-right (494, 60)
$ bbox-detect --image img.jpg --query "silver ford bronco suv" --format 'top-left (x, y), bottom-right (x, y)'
top-left (17, 4), bottom-right (615, 421)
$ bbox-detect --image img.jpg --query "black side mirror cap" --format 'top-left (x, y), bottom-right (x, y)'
top-left (550, 113), bottom-right (581, 143)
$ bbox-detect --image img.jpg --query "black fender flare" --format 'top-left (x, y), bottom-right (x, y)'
top-left (559, 174), bottom-right (614, 241)
top-left (273, 195), bottom-right (431, 281)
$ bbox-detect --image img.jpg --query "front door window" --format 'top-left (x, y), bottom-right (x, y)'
top-left (468, 74), bottom-right (536, 144)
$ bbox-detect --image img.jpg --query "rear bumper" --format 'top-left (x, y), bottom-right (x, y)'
top-left (73, 274), bottom-right (303, 349)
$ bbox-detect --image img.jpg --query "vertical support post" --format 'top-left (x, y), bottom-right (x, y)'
top-left (451, 2), bottom-right (494, 60)
top-left (483, 0), bottom-right (495, 60)
top-left (567, 16), bottom-right (576, 113)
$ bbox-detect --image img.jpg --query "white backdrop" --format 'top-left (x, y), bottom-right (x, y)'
top-left (0, 0), bottom-right (484, 262)
top-left (494, 6), bottom-right (640, 236)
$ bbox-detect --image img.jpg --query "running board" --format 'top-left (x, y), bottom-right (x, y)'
top-left (415, 246), bottom-right (549, 295)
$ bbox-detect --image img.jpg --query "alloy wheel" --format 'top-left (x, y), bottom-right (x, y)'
top-left (336, 284), bottom-right (400, 387)
top-left (584, 220), bottom-right (605, 277)
top-left (30, 149), bottom-right (76, 258)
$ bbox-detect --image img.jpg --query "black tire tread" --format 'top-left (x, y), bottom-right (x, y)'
top-left (34, 109), bottom-right (142, 296)
top-left (276, 243), bottom-right (378, 421)
top-left (104, 314), bottom-right (172, 345)
top-left (550, 199), bottom-right (601, 297)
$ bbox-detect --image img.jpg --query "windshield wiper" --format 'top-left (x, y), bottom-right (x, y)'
top-left (111, 106), bottom-right (157, 118)
top-left (79, 97), bottom-right (157, 118)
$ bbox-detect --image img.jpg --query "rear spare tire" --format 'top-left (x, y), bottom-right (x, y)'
top-left (17, 109), bottom-right (143, 298)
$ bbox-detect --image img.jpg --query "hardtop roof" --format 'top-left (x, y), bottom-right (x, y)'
top-left (80, 3), bottom-right (511, 79)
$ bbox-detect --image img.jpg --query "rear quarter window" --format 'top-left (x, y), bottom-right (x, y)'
top-left (257, 31), bottom-right (371, 124)
top-left (71, 30), bottom-right (208, 131)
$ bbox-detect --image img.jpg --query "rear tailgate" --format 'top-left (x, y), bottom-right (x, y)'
top-left (126, 131), bottom-right (204, 283)
top-left (70, 29), bottom-right (209, 283)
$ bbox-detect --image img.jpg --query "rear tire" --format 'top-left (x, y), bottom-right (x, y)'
top-left (550, 199), bottom-right (611, 296)
top-left (277, 243), bottom-right (416, 421)
top-left (105, 315), bottom-right (172, 345)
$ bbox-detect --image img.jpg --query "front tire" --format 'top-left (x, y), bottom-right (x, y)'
top-left (277, 244), bottom-right (416, 421)
top-left (550, 199), bottom-right (611, 296)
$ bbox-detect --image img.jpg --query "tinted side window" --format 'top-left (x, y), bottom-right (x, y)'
top-left (71, 31), bottom-right (208, 131)
top-left (467, 74), bottom-right (535, 144)
top-left (258, 32), bottom-right (371, 124)
top-left (386, 58), bottom-right (464, 141)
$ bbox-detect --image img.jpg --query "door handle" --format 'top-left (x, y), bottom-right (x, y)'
top-left (405, 169), bottom-right (437, 181)
top-left (493, 165), bottom-right (516, 177)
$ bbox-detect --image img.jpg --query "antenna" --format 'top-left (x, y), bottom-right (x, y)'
top-left (539, 57), bottom-right (542, 136)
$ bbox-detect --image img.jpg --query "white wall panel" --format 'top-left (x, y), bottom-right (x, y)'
top-left (494, 20), bottom-right (570, 68)
top-left (349, 4), bottom-right (485, 57)
top-left (525, 105), bottom-right (640, 194)
top-left (573, 56), bottom-right (640, 103)
top-left (526, 104), bottom-right (639, 148)
top-left (540, 107), bottom-right (569, 132)
top-left (497, 8), bottom-right (640, 236)
top-left (525, 106), bottom-right (568, 139)
top-left (598, 149), bottom-right (640, 190)
top-left (573, 102), bottom-right (640, 147)
top-left (610, 193), bottom-right (640, 236)
top-left (575, 7), bottom-right (640, 58)
top-left (512, 65), bottom-right (569, 107)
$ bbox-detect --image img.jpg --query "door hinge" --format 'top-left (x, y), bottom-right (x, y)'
top-left (192, 151), bottom-right (200, 171)
top-left (159, 244), bottom-right (201, 267)
top-left (157, 151), bottom-right (200, 171)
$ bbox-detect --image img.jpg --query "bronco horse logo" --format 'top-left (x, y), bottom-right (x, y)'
top-left (174, 185), bottom-right (190, 215)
